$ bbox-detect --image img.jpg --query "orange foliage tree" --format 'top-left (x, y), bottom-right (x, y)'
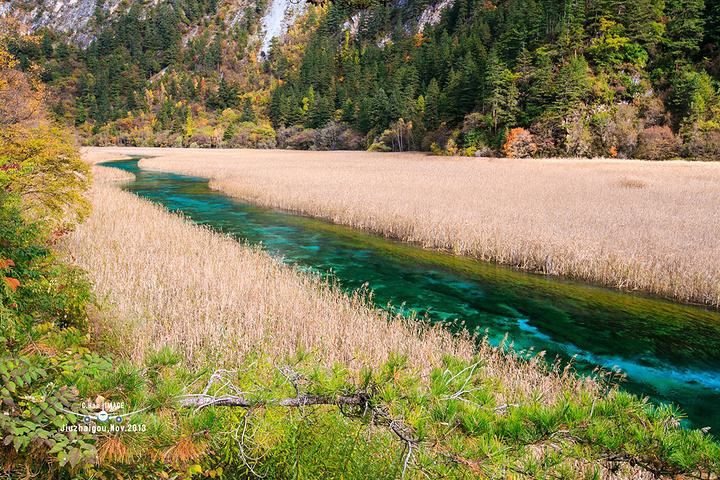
top-left (502, 127), bottom-right (537, 158)
top-left (0, 20), bottom-right (47, 129)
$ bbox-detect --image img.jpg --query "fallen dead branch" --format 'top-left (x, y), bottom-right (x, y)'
top-left (176, 392), bottom-right (367, 409)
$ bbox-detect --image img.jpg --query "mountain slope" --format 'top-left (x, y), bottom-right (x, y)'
top-left (3, 0), bottom-right (720, 160)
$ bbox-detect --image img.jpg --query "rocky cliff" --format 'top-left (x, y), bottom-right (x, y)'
top-left (0, 0), bottom-right (307, 51)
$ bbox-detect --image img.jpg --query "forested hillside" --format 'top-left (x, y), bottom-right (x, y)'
top-left (5, 0), bottom-right (720, 158)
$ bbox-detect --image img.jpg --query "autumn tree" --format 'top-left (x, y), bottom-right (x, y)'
top-left (0, 20), bottom-right (90, 228)
top-left (0, 21), bottom-right (46, 129)
top-left (503, 127), bottom-right (537, 158)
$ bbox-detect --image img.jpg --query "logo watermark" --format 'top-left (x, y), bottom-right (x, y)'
top-left (56, 395), bottom-right (149, 433)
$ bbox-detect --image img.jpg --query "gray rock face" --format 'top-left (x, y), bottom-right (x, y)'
top-left (257, 0), bottom-right (306, 60)
top-left (1, 0), bottom-right (307, 55)
top-left (0, 0), bottom-right (127, 45)
top-left (2, 0), bottom-right (444, 58)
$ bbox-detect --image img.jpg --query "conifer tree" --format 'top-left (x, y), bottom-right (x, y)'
top-left (665, 0), bottom-right (706, 62)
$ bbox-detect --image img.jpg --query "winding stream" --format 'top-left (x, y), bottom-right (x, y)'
top-left (105, 158), bottom-right (720, 432)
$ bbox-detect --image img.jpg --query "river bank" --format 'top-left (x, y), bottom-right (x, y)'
top-left (51, 163), bottom-right (719, 477)
top-left (84, 147), bottom-right (720, 307)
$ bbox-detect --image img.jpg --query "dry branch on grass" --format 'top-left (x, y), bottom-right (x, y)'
top-left (178, 367), bottom-right (422, 479)
top-left (178, 393), bottom-right (367, 409)
top-left (82, 147), bottom-right (720, 306)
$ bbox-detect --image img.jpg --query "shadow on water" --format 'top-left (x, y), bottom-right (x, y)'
top-left (103, 157), bottom-right (720, 432)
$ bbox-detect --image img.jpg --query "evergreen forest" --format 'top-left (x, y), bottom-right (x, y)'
top-left (6, 0), bottom-right (720, 158)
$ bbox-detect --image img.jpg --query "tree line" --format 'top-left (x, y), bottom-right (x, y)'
top-left (9, 0), bottom-right (720, 158)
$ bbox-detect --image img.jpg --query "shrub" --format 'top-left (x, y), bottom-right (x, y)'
top-left (280, 124), bottom-right (363, 151)
top-left (563, 112), bottom-right (593, 157)
top-left (683, 126), bottom-right (720, 160)
top-left (227, 133), bottom-right (249, 148)
top-left (171, 134), bottom-right (183, 148)
top-left (315, 122), bottom-right (347, 150)
top-left (503, 127), bottom-right (537, 158)
top-left (373, 129), bottom-right (394, 152)
top-left (277, 126), bottom-right (304, 149)
top-left (367, 141), bottom-right (391, 152)
top-left (429, 139), bottom-right (460, 156)
top-left (315, 122), bottom-right (364, 150)
top-left (636, 126), bottom-right (681, 160)
top-left (461, 112), bottom-right (489, 149)
top-left (421, 126), bottom-right (452, 152)
top-left (530, 114), bottom-right (563, 157)
top-left (153, 131), bottom-right (170, 147)
top-left (475, 147), bottom-right (498, 157)
top-left (186, 133), bottom-right (211, 148)
top-left (336, 128), bottom-right (364, 150)
top-left (591, 104), bottom-right (641, 158)
top-left (288, 129), bottom-right (317, 150)
top-left (638, 96), bottom-right (667, 127)
top-left (249, 123), bottom-right (277, 149)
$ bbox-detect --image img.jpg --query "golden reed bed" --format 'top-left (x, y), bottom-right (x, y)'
top-left (82, 147), bottom-right (720, 307)
top-left (57, 164), bottom-right (593, 408)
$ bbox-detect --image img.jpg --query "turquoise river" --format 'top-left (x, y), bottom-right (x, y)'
top-left (105, 158), bottom-right (720, 433)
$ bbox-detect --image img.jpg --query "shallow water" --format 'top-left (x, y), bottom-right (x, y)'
top-left (105, 158), bottom-right (720, 432)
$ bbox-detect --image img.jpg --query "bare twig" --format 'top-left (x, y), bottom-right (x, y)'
top-left (177, 393), bottom-right (367, 409)
top-left (401, 441), bottom-right (415, 479)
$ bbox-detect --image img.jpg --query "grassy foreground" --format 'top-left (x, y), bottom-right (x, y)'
top-left (6, 164), bottom-right (708, 478)
top-left (3, 162), bottom-right (719, 477)
top-left (83, 146), bottom-right (720, 307)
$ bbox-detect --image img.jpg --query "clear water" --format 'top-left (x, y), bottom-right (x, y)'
top-left (105, 158), bottom-right (720, 433)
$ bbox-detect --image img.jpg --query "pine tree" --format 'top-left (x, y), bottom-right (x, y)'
top-left (370, 88), bottom-right (391, 132)
top-left (74, 100), bottom-right (87, 126)
top-left (423, 78), bottom-right (441, 131)
top-left (484, 51), bottom-right (519, 133)
top-left (240, 97), bottom-right (255, 122)
top-left (357, 97), bottom-right (374, 134)
top-left (552, 55), bottom-right (592, 115)
top-left (557, 0), bottom-right (586, 55)
top-left (665, 0), bottom-right (706, 63)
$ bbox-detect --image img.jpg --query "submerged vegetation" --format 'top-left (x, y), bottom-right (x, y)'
top-left (112, 147), bottom-right (720, 308)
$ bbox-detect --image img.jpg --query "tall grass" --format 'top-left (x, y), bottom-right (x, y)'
top-left (84, 147), bottom-right (720, 307)
top-left (61, 166), bottom-right (594, 410)
top-left (91, 165), bottom-right (136, 183)
top-left (50, 165), bottom-right (720, 478)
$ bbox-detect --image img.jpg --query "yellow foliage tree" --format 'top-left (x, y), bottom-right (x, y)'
top-left (0, 20), bottom-right (90, 228)
top-left (0, 20), bottom-right (46, 129)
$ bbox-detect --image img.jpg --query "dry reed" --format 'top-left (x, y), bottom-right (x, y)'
top-left (82, 147), bottom-right (720, 307)
top-left (91, 165), bottom-right (136, 183)
top-left (59, 164), bottom-right (596, 409)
